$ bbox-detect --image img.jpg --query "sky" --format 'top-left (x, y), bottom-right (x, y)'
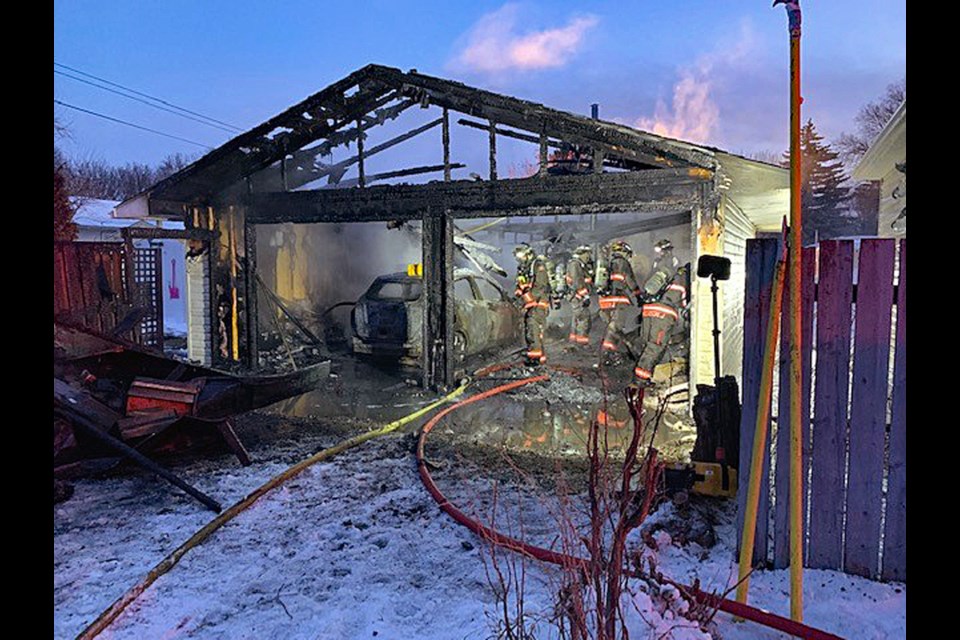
top-left (53, 1), bottom-right (906, 169)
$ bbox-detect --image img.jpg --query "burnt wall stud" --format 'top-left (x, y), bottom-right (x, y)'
top-left (488, 119), bottom-right (497, 181)
top-left (356, 118), bottom-right (365, 188)
top-left (421, 207), bottom-right (454, 390)
top-left (538, 129), bottom-right (548, 177)
top-left (442, 107), bottom-right (451, 182)
top-left (244, 219), bottom-right (259, 369)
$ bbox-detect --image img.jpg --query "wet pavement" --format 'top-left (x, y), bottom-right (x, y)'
top-left (441, 371), bottom-right (695, 462)
top-left (263, 357), bottom-right (437, 423)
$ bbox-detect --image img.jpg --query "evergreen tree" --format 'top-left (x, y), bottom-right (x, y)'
top-left (784, 120), bottom-right (853, 244)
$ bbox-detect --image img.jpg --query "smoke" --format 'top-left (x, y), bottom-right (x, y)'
top-left (258, 222), bottom-right (422, 313)
top-left (450, 4), bottom-right (598, 74)
top-left (634, 21), bottom-right (757, 145)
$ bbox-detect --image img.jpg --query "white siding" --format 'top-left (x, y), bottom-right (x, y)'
top-left (720, 197), bottom-right (756, 391)
top-left (878, 165), bottom-right (906, 238)
top-left (186, 254), bottom-right (212, 365)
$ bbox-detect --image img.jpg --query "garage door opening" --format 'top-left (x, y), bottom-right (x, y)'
top-left (254, 220), bottom-right (421, 369)
top-left (451, 211), bottom-right (693, 385)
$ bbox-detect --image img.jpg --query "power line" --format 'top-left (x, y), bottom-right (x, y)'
top-left (54, 99), bottom-right (213, 149)
top-left (55, 69), bottom-right (238, 134)
top-left (54, 61), bottom-right (242, 132)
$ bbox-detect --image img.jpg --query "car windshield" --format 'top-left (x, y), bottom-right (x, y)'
top-left (366, 279), bottom-right (422, 302)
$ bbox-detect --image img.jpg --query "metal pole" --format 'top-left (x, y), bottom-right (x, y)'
top-left (777, 0), bottom-right (805, 621)
top-left (711, 276), bottom-right (721, 384)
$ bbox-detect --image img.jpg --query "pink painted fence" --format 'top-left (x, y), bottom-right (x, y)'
top-left (736, 238), bottom-right (906, 582)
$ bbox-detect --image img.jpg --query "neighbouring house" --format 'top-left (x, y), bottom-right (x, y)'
top-left (852, 100), bottom-right (906, 237)
top-left (71, 197), bottom-right (188, 336)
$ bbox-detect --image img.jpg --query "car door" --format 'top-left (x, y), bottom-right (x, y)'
top-left (473, 276), bottom-right (520, 345)
top-left (453, 276), bottom-right (492, 355)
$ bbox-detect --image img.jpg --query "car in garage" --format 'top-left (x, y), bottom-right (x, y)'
top-left (350, 268), bottom-right (520, 364)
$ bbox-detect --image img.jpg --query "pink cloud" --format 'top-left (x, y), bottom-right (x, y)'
top-left (451, 4), bottom-right (598, 74)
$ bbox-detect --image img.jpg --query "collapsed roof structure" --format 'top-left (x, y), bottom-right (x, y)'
top-left (115, 64), bottom-right (788, 388)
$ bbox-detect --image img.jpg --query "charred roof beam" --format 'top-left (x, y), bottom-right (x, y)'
top-left (246, 98), bottom-right (421, 192)
top-left (370, 66), bottom-right (714, 169)
top-left (145, 65), bottom-right (380, 201)
top-left (243, 167), bottom-right (708, 224)
top-left (457, 118), bottom-right (657, 170)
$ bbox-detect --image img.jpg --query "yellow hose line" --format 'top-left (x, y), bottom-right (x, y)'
top-left (76, 381), bottom-right (469, 640)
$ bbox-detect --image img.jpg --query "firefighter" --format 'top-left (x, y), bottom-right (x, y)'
top-left (514, 243), bottom-right (552, 366)
top-left (632, 239), bottom-right (688, 386)
top-left (599, 240), bottom-right (641, 360)
top-left (565, 244), bottom-right (595, 347)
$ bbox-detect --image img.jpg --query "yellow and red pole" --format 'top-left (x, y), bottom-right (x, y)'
top-left (782, 0), bottom-right (805, 622)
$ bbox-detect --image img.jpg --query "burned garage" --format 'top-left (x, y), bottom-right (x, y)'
top-left (55, 12), bottom-right (907, 634)
top-left (112, 64), bottom-right (788, 393)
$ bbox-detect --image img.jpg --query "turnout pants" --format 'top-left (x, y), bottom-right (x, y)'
top-left (524, 305), bottom-right (548, 362)
top-left (601, 303), bottom-right (632, 353)
top-left (633, 303), bottom-right (679, 382)
top-left (569, 301), bottom-right (591, 344)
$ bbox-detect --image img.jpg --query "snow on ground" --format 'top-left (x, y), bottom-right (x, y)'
top-left (630, 503), bottom-right (907, 640)
top-left (55, 407), bottom-right (906, 640)
top-left (55, 426), bottom-right (563, 640)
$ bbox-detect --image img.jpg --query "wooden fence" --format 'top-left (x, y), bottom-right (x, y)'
top-left (53, 241), bottom-right (164, 348)
top-left (736, 238), bottom-right (906, 582)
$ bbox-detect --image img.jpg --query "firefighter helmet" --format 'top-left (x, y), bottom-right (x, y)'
top-left (573, 244), bottom-right (592, 261)
top-left (609, 240), bottom-right (633, 257)
top-left (514, 242), bottom-right (535, 263)
top-left (653, 239), bottom-right (674, 254)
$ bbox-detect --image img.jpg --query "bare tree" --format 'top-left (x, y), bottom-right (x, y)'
top-left (63, 152), bottom-right (196, 200)
top-left (836, 78), bottom-right (905, 165)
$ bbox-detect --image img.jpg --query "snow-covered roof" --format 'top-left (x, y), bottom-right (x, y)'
top-left (71, 197), bottom-right (184, 230)
top-left (71, 198), bottom-right (129, 229)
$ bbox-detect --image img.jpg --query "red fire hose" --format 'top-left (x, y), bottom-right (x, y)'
top-left (416, 371), bottom-right (843, 640)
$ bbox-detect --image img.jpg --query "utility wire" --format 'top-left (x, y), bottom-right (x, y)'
top-left (54, 99), bottom-right (213, 149)
top-left (54, 61), bottom-right (242, 132)
top-left (55, 69), bottom-right (237, 134)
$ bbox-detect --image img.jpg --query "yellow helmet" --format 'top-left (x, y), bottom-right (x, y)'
top-left (608, 240), bottom-right (633, 257)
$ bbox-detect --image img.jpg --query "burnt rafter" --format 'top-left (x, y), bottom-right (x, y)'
top-left (141, 64), bottom-right (723, 207)
top-left (250, 99), bottom-right (423, 192)
top-left (243, 167), bottom-right (709, 224)
top-left (373, 66), bottom-right (715, 168)
top-left (147, 65), bottom-right (375, 200)
top-left (229, 82), bottom-right (397, 184)
top-left (457, 118), bottom-right (653, 171)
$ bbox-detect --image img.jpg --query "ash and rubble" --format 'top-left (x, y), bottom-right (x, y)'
top-left (506, 370), bottom-right (605, 405)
